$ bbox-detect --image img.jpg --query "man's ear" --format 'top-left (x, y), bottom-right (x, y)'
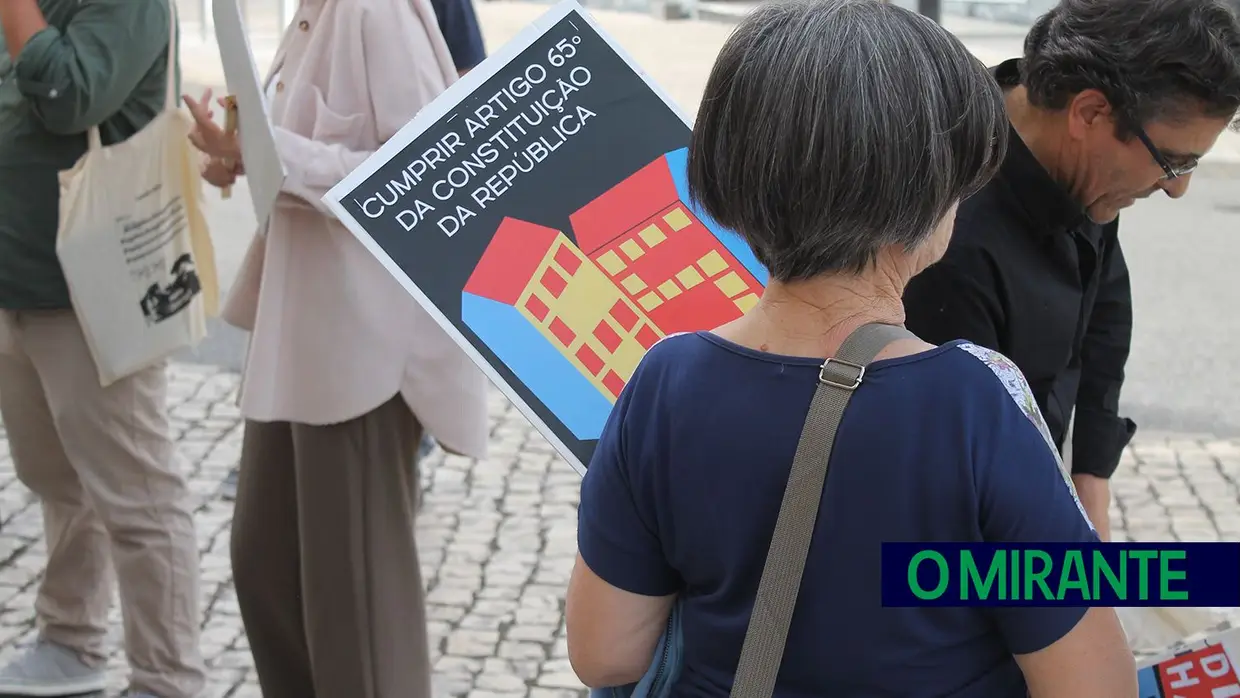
top-left (1065, 89), bottom-right (1114, 140)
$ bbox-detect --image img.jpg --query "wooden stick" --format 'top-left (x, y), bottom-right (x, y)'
top-left (221, 96), bottom-right (239, 200)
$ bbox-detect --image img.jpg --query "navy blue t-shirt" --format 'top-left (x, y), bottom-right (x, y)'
top-left (578, 332), bottom-right (1098, 697)
top-left (429, 0), bottom-right (486, 72)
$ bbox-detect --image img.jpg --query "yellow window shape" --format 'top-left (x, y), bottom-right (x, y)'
top-left (619, 238), bottom-right (645, 261)
top-left (663, 207), bottom-right (692, 231)
top-left (638, 224), bottom-right (666, 247)
top-left (608, 339), bottom-right (645, 381)
top-left (697, 250), bottom-right (728, 277)
top-left (675, 266), bottom-right (704, 289)
top-left (637, 291), bottom-right (663, 311)
top-left (553, 262), bottom-right (625, 333)
top-left (714, 271), bottom-right (748, 297)
top-left (657, 279), bottom-right (682, 300)
top-left (734, 293), bottom-right (760, 313)
top-left (621, 273), bottom-right (647, 294)
top-left (597, 250), bottom-right (626, 275)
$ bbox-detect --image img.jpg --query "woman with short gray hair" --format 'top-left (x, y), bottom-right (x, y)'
top-left (564, 0), bottom-right (1137, 695)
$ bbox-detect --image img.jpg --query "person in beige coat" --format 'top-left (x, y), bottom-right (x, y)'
top-left (183, 0), bottom-right (490, 695)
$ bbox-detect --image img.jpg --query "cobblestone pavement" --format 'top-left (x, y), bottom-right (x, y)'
top-left (0, 363), bottom-right (1237, 696)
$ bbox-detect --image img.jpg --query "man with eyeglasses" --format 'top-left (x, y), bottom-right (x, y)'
top-left (904, 0), bottom-right (1240, 541)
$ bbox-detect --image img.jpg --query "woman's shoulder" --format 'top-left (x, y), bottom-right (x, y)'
top-left (630, 331), bottom-right (722, 373)
top-left (946, 341), bottom-right (1078, 489)
top-left (950, 342), bottom-right (1057, 443)
top-left (349, 0), bottom-right (438, 26)
top-left (323, 0), bottom-right (438, 38)
top-left (616, 332), bottom-right (717, 397)
top-left (898, 341), bottom-right (1061, 453)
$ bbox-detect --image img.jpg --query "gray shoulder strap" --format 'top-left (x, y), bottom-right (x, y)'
top-left (729, 322), bottom-right (918, 698)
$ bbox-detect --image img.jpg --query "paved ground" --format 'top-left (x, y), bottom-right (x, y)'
top-left (0, 366), bottom-right (1237, 695)
top-left (0, 367), bottom-right (586, 697)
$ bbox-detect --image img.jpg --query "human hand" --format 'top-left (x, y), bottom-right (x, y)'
top-left (184, 87), bottom-right (242, 163)
top-left (1072, 473), bottom-right (1112, 541)
top-left (201, 155), bottom-right (241, 189)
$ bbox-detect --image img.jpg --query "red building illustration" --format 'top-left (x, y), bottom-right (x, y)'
top-left (569, 156), bottom-right (763, 334)
top-left (461, 218), bottom-right (664, 439)
top-left (459, 148), bottom-right (770, 441)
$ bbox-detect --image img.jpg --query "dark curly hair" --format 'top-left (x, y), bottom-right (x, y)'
top-left (1021, 0), bottom-right (1240, 136)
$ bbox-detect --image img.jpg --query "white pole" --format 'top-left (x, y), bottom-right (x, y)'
top-left (201, 0), bottom-right (212, 40)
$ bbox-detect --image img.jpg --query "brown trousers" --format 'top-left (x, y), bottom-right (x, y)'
top-left (230, 394), bottom-right (432, 698)
top-left (0, 310), bottom-right (205, 698)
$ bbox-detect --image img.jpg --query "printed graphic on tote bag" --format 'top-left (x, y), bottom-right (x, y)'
top-left (139, 253), bottom-right (203, 324)
top-left (123, 188), bottom-right (203, 325)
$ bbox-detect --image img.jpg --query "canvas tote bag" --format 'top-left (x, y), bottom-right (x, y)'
top-left (56, 0), bottom-right (218, 387)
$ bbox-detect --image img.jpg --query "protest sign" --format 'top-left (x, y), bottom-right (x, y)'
top-left (212, 0), bottom-right (286, 228)
top-left (323, 0), bottom-right (768, 473)
top-left (1136, 624), bottom-right (1240, 697)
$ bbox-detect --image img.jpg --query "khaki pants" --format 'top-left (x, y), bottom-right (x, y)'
top-left (231, 394), bottom-right (431, 698)
top-left (0, 310), bottom-right (206, 698)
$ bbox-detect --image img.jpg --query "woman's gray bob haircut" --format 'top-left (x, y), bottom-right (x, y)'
top-left (688, 0), bottom-right (1009, 282)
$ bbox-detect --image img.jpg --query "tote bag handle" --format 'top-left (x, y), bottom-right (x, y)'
top-left (86, 0), bottom-right (180, 152)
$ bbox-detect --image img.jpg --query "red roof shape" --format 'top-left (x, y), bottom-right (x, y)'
top-left (463, 217), bottom-right (562, 304)
top-left (569, 156), bottom-right (679, 256)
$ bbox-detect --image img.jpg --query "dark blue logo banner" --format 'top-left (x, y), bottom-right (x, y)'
top-left (881, 542), bottom-right (1240, 607)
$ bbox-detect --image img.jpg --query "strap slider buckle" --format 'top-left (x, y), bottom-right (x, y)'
top-left (819, 358), bottom-right (865, 390)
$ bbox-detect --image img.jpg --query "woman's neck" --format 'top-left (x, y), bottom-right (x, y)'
top-left (715, 272), bottom-right (908, 359)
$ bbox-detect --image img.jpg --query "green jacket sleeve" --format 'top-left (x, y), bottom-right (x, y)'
top-left (14, 0), bottom-right (171, 135)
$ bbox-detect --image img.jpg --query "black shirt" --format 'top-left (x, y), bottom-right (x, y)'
top-left (903, 58), bottom-right (1136, 480)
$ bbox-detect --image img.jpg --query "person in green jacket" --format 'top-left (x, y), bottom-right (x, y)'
top-left (0, 1), bottom-right (206, 696)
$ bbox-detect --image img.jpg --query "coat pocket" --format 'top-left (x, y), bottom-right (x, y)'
top-left (308, 86), bottom-right (367, 148)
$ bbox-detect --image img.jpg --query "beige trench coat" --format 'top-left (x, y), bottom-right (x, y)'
top-left (222, 0), bottom-right (490, 459)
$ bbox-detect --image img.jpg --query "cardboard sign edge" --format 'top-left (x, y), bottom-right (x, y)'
top-left (211, 0), bottom-right (288, 230)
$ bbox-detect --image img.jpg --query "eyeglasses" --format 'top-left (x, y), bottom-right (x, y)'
top-left (1132, 125), bottom-right (1198, 180)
